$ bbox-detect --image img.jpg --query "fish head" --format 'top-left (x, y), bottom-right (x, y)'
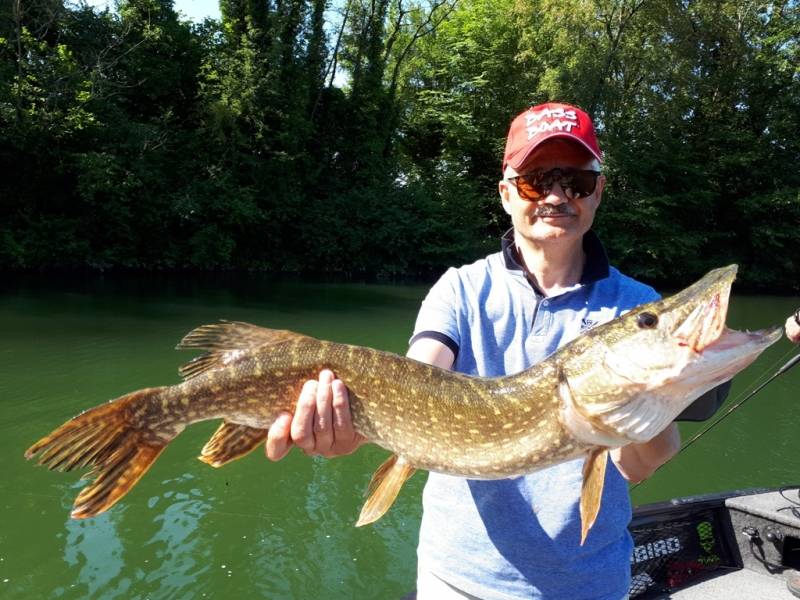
top-left (561, 265), bottom-right (782, 446)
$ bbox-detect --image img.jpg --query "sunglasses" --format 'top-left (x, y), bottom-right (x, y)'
top-left (506, 168), bottom-right (601, 201)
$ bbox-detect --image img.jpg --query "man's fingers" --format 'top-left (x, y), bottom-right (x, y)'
top-left (265, 374), bottom-right (360, 462)
top-left (331, 379), bottom-right (356, 446)
top-left (314, 370), bottom-right (335, 453)
top-left (291, 380), bottom-right (317, 452)
top-left (265, 411), bottom-right (293, 462)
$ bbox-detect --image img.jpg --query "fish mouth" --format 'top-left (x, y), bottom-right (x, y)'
top-left (607, 264), bottom-right (777, 380)
top-left (712, 327), bottom-right (782, 351)
top-left (667, 265), bottom-right (736, 353)
top-left (641, 324), bottom-right (782, 423)
top-left (665, 265), bottom-right (782, 376)
top-left (693, 325), bottom-right (782, 378)
top-left (661, 264), bottom-right (783, 393)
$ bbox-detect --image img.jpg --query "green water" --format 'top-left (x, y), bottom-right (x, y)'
top-left (1, 276), bottom-right (798, 599)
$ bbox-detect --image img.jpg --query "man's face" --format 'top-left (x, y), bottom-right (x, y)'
top-left (498, 139), bottom-right (604, 247)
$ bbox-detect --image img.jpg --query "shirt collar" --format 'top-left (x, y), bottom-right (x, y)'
top-left (500, 228), bottom-right (610, 285)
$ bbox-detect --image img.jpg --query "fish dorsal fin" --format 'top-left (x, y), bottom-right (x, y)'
top-left (579, 448), bottom-right (608, 546)
top-left (176, 321), bottom-right (311, 380)
top-left (356, 454), bottom-right (416, 527)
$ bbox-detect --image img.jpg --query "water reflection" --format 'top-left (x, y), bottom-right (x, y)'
top-left (141, 473), bottom-right (213, 599)
top-left (54, 472), bottom-right (214, 599)
top-left (61, 504), bottom-right (126, 598)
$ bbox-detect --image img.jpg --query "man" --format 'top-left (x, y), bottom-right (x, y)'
top-left (784, 309), bottom-right (800, 600)
top-left (265, 102), bottom-right (724, 599)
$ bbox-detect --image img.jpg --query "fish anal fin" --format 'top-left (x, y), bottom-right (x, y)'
top-left (176, 321), bottom-right (312, 381)
top-left (579, 448), bottom-right (608, 546)
top-left (199, 421), bottom-right (268, 468)
top-left (356, 454), bottom-right (416, 527)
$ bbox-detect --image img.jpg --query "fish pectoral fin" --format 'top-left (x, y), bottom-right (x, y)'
top-left (198, 421), bottom-right (268, 468)
top-left (579, 448), bottom-right (608, 546)
top-left (356, 454), bottom-right (416, 527)
top-left (176, 321), bottom-right (314, 380)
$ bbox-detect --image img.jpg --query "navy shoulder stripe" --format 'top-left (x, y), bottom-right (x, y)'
top-left (409, 331), bottom-right (459, 359)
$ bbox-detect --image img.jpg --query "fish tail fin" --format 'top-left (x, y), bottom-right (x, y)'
top-left (356, 454), bottom-right (416, 527)
top-left (24, 387), bottom-right (174, 519)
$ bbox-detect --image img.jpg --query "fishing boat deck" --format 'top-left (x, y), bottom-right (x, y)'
top-left (402, 488), bottom-right (800, 600)
top-left (653, 567), bottom-right (794, 599)
top-left (633, 487), bottom-right (800, 599)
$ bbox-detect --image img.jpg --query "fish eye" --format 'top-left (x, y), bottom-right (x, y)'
top-left (637, 312), bottom-right (659, 329)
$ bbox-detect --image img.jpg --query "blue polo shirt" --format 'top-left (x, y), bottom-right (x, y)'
top-left (410, 230), bottom-right (659, 600)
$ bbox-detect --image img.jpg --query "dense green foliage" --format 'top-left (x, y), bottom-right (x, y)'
top-left (1, 0), bottom-right (798, 288)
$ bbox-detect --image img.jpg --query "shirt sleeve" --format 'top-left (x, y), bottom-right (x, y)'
top-left (409, 267), bottom-right (461, 358)
top-left (676, 380), bottom-right (731, 421)
top-left (634, 286), bottom-right (661, 309)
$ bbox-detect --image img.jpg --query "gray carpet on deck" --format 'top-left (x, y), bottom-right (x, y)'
top-left (649, 567), bottom-right (796, 599)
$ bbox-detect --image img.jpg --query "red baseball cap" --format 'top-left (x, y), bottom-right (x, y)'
top-left (502, 102), bottom-right (602, 172)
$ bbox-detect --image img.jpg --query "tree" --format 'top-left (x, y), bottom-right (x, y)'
top-left (0, 0), bottom-right (796, 286)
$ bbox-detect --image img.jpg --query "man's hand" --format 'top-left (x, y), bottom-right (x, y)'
top-left (265, 369), bottom-right (365, 461)
top-left (610, 423), bottom-right (680, 484)
top-left (785, 310), bottom-right (800, 344)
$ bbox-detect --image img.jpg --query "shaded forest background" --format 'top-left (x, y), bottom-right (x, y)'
top-left (1, 0), bottom-right (798, 289)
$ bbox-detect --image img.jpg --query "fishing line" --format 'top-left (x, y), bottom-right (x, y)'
top-left (631, 347), bottom-right (800, 492)
top-left (727, 344), bottom-right (800, 402)
top-left (676, 350), bottom-right (800, 454)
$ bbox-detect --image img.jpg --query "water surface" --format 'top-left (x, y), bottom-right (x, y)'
top-left (1, 276), bottom-right (797, 599)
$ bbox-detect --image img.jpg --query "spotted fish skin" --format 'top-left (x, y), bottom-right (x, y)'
top-left (165, 338), bottom-right (590, 479)
top-left (25, 265), bottom-right (781, 537)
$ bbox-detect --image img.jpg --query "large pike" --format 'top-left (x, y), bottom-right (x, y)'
top-left (26, 265), bottom-right (781, 542)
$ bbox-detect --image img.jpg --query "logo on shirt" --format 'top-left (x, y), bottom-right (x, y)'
top-left (579, 317), bottom-right (598, 333)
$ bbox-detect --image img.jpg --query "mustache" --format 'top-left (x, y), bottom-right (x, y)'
top-left (534, 204), bottom-right (576, 217)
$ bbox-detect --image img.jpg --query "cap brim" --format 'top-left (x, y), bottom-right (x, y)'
top-left (506, 132), bottom-right (602, 171)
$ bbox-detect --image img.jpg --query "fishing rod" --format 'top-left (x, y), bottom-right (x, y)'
top-left (630, 349), bottom-right (800, 492)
